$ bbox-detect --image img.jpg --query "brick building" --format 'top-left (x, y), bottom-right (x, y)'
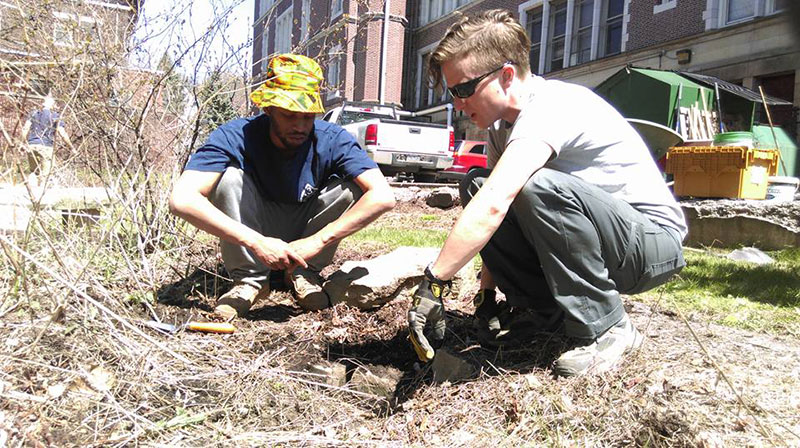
top-left (0, 0), bottom-right (143, 131)
top-left (252, 0), bottom-right (406, 106)
top-left (253, 0), bottom-right (798, 140)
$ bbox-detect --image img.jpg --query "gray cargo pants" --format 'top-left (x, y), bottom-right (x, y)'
top-left (461, 168), bottom-right (685, 339)
top-left (210, 167), bottom-right (362, 288)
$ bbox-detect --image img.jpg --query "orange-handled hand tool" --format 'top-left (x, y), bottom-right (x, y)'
top-left (145, 320), bottom-right (236, 334)
top-left (185, 322), bottom-right (236, 334)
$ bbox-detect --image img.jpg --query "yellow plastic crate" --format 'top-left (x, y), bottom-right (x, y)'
top-left (665, 146), bottom-right (779, 199)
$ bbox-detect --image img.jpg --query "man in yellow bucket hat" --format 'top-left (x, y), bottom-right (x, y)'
top-left (170, 54), bottom-right (395, 318)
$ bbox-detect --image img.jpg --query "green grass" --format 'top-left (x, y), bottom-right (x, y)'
top-left (348, 227), bottom-right (448, 249)
top-left (642, 248), bottom-right (800, 336)
top-left (349, 225), bottom-right (800, 337)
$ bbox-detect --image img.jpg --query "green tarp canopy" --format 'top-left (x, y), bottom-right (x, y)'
top-left (595, 67), bottom-right (716, 131)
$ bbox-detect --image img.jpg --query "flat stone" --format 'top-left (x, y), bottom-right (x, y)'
top-left (323, 247), bottom-right (475, 309)
top-left (683, 210), bottom-right (800, 250)
top-left (431, 349), bottom-right (476, 383)
top-left (349, 364), bottom-right (403, 399)
top-left (680, 200), bottom-right (800, 249)
top-left (0, 185), bottom-right (110, 234)
top-left (0, 185), bottom-right (110, 208)
top-left (425, 187), bottom-right (459, 209)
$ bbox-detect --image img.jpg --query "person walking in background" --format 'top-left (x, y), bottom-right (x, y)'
top-left (20, 95), bottom-right (73, 188)
top-left (170, 54), bottom-right (395, 320)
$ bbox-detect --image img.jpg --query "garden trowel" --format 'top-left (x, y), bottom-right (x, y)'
top-left (144, 319), bottom-right (236, 334)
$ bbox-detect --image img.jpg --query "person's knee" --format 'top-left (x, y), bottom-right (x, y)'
top-left (318, 178), bottom-right (363, 209)
top-left (339, 180), bottom-right (363, 203)
top-left (214, 167), bottom-right (244, 195)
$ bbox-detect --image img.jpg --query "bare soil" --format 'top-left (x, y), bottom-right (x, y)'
top-left (2, 196), bottom-right (799, 446)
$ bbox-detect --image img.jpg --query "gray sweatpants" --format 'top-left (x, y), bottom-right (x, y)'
top-left (210, 167), bottom-right (362, 287)
top-left (461, 168), bottom-right (685, 339)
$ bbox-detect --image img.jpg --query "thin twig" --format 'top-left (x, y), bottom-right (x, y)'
top-left (668, 296), bottom-right (790, 445)
top-left (0, 234), bottom-right (194, 365)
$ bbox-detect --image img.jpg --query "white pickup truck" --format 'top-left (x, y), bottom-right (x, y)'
top-left (321, 101), bottom-right (454, 182)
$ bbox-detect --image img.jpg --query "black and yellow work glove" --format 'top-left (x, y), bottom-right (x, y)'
top-left (408, 265), bottom-right (450, 362)
top-left (473, 289), bottom-right (501, 334)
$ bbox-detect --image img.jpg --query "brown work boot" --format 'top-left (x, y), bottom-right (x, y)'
top-left (214, 281), bottom-right (270, 319)
top-left (287, 269), bottom-right (330, 311)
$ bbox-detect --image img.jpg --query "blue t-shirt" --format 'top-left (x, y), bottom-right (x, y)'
top-left (185, 114), bottom-right (377, 203)
top-left (27, 109), bottom-right (62, 146)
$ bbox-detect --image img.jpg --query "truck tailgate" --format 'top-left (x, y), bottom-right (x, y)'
top-left (369, 120), bottom-right (451, 156)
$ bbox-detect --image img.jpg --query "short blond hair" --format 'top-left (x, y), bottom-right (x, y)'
top-left (429, 9), bottom-right (531, 90)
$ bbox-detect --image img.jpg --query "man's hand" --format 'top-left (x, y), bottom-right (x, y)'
top-left (288, 235), bottom-right (326, 266)
top-left (408, 266), bottom-right (450, 362)
top-left (248, 235), bottom-right (307, 271)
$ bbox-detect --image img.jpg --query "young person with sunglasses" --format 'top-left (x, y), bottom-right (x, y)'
top-left (407, 10), bottom-right (687, 376)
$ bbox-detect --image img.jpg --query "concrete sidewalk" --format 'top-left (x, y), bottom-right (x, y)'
top-left (0, 183), bottom-right (110, 234)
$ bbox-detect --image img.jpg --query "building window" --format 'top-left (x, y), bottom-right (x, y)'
top-left (274, 8), bottom-right (292, 54)
top-left (726, 0), bottom-right (755, 23)
top-left (526, 8), bottom-right (543, 73)
top-left (415, 43), bottom-right (449, 108)
top-left (52, 12), bottom-right (98, 47)
top-left (571, 0), bottom-right (593, 65)
top-left (711, 0), bottom-right (788, 28)
top-left (521, 0), bottom-right (629, 73)
top-left (420, 0), bottom-right (462, 26)
top-left (326, 45), bottom-right (342, 99)
top-left (331, 0), bottom-right (343, 18)
top-left (261, 30), bottom-right (269, 71)
top-left (259, 0), bottom-right (274, 18)
top-left (420, 53), bottom-right (433, 108)
top-left (602, 0), bottom-right (624, 56)
top-left (771, 0), bottom-right (789, 12)
top-left (301, 0), bottom-right (311, 40)
top-left (653, 0), bottom-right (677, 14)
top-left (546, 1), bottom-right (566, 72)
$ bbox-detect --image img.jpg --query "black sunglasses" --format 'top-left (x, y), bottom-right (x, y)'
top-left (447, 62), bottom-right (511, 99)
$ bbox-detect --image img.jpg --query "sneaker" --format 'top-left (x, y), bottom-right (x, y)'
top-left (287, 269), bottom-right (330, 311)
top-left (214, 282), bottom-right (269, 319)
top-left (553, 313), bottom-right (643, 377)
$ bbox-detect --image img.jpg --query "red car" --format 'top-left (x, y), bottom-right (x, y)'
top-left (437, 140), bottom-right (488, 182)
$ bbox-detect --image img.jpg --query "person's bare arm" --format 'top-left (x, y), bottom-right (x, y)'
top-left (289, 167), bottom-right (395, 262)
top-left (169, 170), bottom-right (306, 270)
top-left (56, 126), bottom-right (74, 150)
top-left (430, 140), bottom-right (555, 280)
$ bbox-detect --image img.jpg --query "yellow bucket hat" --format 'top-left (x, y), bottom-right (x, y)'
top-left (250, 54), bottom-right (325, 114)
